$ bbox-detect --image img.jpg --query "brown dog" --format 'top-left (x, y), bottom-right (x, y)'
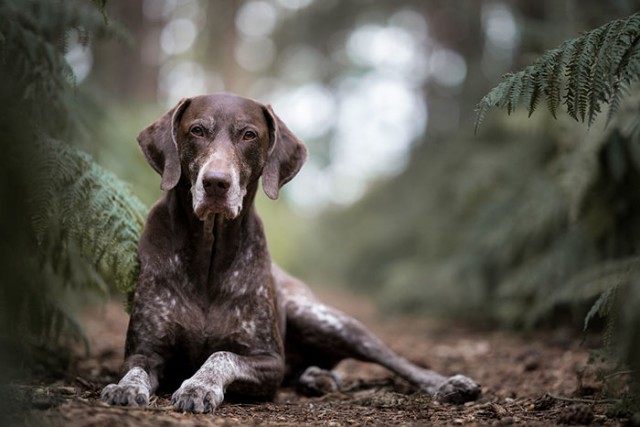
top-left (101, 93), bottom-right (480, 413)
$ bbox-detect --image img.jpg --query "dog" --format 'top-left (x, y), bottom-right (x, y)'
top-left (101, 93), bottom-right (481, 413)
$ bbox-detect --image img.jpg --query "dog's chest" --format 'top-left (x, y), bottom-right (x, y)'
top-left (155, 271), bottom-right (279, 357)
top-left (176, 298), bottom-right (257, 344)
top-left (136, 227), bottom-right (280, 360)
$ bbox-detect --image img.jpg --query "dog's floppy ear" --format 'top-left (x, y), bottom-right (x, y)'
top-left (262, 105), bottom-right (308, 200)
top-left (137, 98), bottom-right (191, 191)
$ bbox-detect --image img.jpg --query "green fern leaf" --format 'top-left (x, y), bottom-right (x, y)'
top-left (0, 0), bottom-right (138, 352)
top-left (606, 14), bottom-right (640, 124)
top-left (475, 77), bottom-right (511, 133)
top-left (524, 66), bottom-right (543, 117)
top-left (584, 286), bottom-right (617, 332)
top-left (540, 48), bottom-right (565, 119)
top-left (30, 139), bottom-right (147, 301)
top-left (588, 17), bottom-right (625, 126)
top-left (578, 26), bottom-right (605, 124)
top-left (564, 36), bottom-right (589, 121)
top-left (476, 12), bottom-right (640, 130)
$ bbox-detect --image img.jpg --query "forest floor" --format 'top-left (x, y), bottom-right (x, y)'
top-left (6, 288), bottom-right (630, 426)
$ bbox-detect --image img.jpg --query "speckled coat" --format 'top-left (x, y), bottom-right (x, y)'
top-left (101, 93), bottom-right (481, 413)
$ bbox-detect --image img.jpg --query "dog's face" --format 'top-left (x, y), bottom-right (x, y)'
top-left (137, 93), bottom-right (307, 220)
top-left (175, 95), bottom-right (271, 220)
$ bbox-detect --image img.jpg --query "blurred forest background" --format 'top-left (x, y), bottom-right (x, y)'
top-left (86, 0), bottom-right (640, 324)
top-left (2, 0), bottom-right (640, 416)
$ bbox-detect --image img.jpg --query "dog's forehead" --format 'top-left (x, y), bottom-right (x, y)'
top-left (184, 94), bottom-right (266, 126)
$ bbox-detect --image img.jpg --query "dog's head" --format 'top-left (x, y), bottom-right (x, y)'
top-left (138, 93), bottom-right (307, 220)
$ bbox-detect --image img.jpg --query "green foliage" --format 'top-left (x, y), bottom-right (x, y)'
top-left (0, 0), bottom-right (142, 362)
top-left (302, 107), bottom-right (640, 416)
top-left (472, 11), bottom-right (640, 418)
top-left (475, 13), bottom-right (640, 131)
top-left (30, 138), bottom-right (147, 306)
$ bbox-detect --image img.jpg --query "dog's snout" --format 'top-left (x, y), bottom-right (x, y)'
top-left (202, 170), bottom-right (231, 197)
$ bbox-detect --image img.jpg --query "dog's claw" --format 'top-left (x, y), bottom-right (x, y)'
top-left (101, 383), bottom-right (150, 407)
top-left (171, 381), bottom-right (224, 413)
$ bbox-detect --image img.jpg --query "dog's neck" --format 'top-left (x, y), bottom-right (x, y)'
top-left (168, 178), bottom-right (269, 290)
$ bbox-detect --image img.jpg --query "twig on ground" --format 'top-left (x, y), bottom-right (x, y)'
top-left (545, 393), bottom-right (619, 405)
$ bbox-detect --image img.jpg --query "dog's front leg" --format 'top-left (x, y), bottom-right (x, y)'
top-left (101, 281), bottom-right (171, 408)
top-left (171, 351), bottom-right (283, 413)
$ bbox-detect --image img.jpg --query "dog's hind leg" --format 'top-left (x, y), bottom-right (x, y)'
top-left (274, 265), bottom-right (481, 403)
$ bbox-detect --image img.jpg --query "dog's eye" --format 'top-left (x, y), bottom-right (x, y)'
top-left (190, 126), bottom-right (204, 137)
top-left (242, 130), bottom-right (257, 141)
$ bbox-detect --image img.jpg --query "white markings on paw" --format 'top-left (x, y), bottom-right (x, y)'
top-left (171, 380), bottom-right (224, 413)
top-left (101, 367), bottom-right (151, 407)
top-left (171, 352), bottom-right (240, 413)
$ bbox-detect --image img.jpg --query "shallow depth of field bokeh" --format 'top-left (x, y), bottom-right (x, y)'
top-left (82, 0), bottom-right (640, 324)
top-left (2, 0), bottom-right (640, 423)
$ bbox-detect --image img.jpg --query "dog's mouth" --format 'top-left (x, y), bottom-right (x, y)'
top-left (192, 194), bottom-right (244, 222)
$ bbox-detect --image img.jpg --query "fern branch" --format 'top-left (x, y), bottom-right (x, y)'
top-left (0, 0), bottom-right (137, 353)
top-left (584, 286), bottom-right (617, 332)
top-left (541, 48), bottom-right (565, 118)
top-left (30, 139), bottom-right (147, 301)
top-left (475, 12), bottom-right (640, 131)
top-left (564, 34), bottom-right (589, 121)
top-left (606, 14), bottom-right (640, 125)
top-left (524, 66), bottom-right (542, 117)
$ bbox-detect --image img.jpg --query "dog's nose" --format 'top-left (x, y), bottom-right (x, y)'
top-left (202, 171), bottom-right (231, 197)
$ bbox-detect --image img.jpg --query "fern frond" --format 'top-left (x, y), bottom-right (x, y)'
top-left (541, 48), bottom-right (566, 119)
top-left (475, 78), bottom-right (510, 133)
top-left (475, 12), bottom-right (640, 131)
top-left (588, 17), bottom-right (625, 126)
top-left (584, 286), bottom-right (617, 332)
top-left (0, 0), bottom-right (138, 355)
top-left (564, 35), bottom-right (589, 121)
top-left (523, 66), bottom-right (542, 117)
top-left (606, 15), bottom-right (640, 125)
top-left (506, 72), bottom-right (524, 115)
top-left (30, 139), bottom-right (147, 300)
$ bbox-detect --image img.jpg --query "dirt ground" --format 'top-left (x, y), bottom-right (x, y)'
top-left (6, 289), bottom-right (630, 426)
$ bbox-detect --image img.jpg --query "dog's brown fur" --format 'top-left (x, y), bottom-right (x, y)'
top-left (101, 93), bottom-right (480, 413)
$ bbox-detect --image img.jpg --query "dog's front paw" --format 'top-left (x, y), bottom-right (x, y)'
top-left (101, 383), bottom-right (150, 407)
top-left (171, 380), bottom-right (224, 413)
top-left (434, 375), bottom-right (481, 404)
